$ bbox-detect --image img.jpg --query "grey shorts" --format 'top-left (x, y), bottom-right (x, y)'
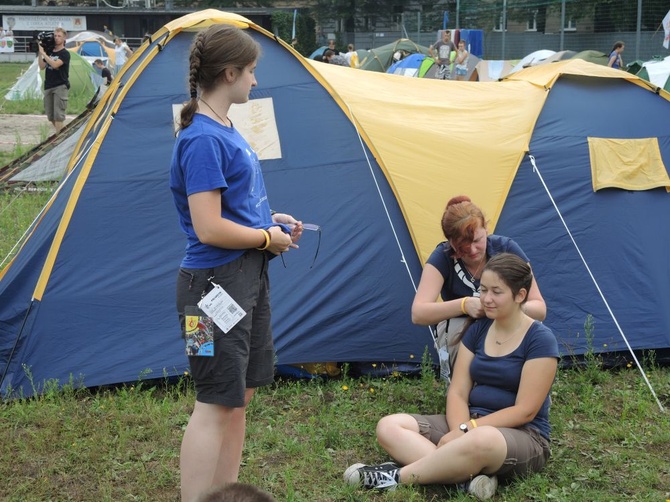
top-left (176, 250), bottom-right (275, 408)
top-left (409, 413), bottom-right (551, 479)
top-left (43, 84), bottom-right (68, 122)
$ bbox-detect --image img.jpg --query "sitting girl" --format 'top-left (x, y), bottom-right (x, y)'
top-left (344, 253), bottom-right (559, 500)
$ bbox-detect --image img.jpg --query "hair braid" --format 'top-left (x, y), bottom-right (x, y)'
top-left (179, 33), bottom-right (205, 131)
top-left (178, 25), bottom-right (261, 132)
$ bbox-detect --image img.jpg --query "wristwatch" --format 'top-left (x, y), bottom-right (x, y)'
top-left (459, 422), bottom-right (469, 433)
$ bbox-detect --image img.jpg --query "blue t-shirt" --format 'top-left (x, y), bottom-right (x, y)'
top-left (426, 234), bottom-right (530, 301)
top-left (170, 114), bottom-right (274, 269)
top-left (461, 318), bottom-right (559, 439)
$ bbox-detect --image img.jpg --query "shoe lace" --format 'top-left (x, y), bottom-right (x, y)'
top-left (363, 468), bottom-right (397, 488)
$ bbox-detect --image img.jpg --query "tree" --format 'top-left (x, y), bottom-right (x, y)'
top-left (271, 10), bottom-right (317, 56)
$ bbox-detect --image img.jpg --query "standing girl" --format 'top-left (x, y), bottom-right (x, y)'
top-left (170, 24), bottom-right (302, 502)
top-left (454, 40), bottom-right (469, 81)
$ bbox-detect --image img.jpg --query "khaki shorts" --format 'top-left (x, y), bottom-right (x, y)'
top-left (409, 413), bottom-right (551, 479)
top-left (44, 84), bottom-right (68, 123)
top-left (176, 250), bottom-right (275, 408)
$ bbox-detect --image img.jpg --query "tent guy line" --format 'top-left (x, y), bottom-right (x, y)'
top-left (346, 100), bottom-right (438, 354)
top-left (529, 154), bottom-right (665, 413)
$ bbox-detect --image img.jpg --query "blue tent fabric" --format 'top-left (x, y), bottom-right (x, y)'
top-left (0, 19), bottom-right (429, 398)
top-left (309, 46), bottom-right (328, 59)
top-left (387, 53), bottom-right (427, 76)
top-left (2, 13), bottom-right (670, 398)
top-left (496, 76), bottom-right (670, 359)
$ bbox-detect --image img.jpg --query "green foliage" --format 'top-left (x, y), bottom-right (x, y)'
top-left (271, 10), bottom-right (317, 57)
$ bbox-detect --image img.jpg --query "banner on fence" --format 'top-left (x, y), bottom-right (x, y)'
top-left (2, 15), bottom-right (87, 32)
top-left (0, 36), bottom-right (14, 53)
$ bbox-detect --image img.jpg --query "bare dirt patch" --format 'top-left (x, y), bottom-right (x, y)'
top-left (0, 114), bottom-right (76, 152)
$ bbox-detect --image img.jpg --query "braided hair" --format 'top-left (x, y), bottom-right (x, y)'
top-left (179, 24), bottom-right (261, 130)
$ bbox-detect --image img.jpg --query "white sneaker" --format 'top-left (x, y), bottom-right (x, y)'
top-left (467, 474), bottom-right (498, 500)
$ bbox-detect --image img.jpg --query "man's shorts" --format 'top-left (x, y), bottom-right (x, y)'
top-left (436, 64), bottom-right (451, 80)
top-left (44, 84), bottom-right (68, 123)
top-left (409, 413), bottom-right (551, 479)
top-left (176, 250), bottom-right (275, 408)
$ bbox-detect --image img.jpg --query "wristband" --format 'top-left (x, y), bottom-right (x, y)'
top-left (256, 229), bottom-right (271, 251)
top-left (470, 418), bottom-right (478, 429)
top-left (460, 297), bottom-right (468, 315)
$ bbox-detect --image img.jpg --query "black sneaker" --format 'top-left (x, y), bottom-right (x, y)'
top-left (343, 462), bottom-right (400, 490)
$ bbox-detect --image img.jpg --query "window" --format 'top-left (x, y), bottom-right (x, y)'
top-left (526, 10), bottom-right (538, 31)
top-left (493, 13), bottom-right (507, 32)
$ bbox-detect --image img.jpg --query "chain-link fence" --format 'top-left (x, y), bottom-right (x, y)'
top-left (335, 0), bottom-right (670, 61)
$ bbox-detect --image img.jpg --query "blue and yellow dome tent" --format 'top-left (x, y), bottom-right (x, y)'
top-left (1, 10), bottom-right (669, 398)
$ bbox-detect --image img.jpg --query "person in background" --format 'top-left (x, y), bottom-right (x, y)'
top-left (103, 24), bottom-right (113, 37)
top-left (345, 253), bottom-right (559, 500)
top-left (93, 59), bottom-right (113, 85)
top-left (323, 49), bottom-right (349, 66)
top-left (429, 30), bottom-right (456, 80)
top-left (326, 38), bottom-right (339, 54)
top-left (344, 43), bottom-right (358, 68)
top-left (37, 27), bottom-right (70, 133)
top-left (170, 24), bottom-right (302, 502)
top-left (411, 195), bottom-right (546, 375)
top-left (607, 41), bottom-right (624, 69)
top-left (454, 39), bottom-right (469, 81)
top-left (113, 36), bottom-right (133, 74)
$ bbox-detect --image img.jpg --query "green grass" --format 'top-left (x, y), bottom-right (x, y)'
top-left (1, 72), bottom-right (670, 502)
top-left (0, 62), bottom-right (94, 115)
top-left (0, 363), bottom-right (668, 501)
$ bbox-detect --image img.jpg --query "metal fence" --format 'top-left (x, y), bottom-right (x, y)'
top-left (328, 0), bottom-right (670, 62)
top-left (341, 29), bottom-right (667, 62)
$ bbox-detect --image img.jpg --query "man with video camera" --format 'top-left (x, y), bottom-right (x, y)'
top-left (37, 27), bottom-right (70, 133)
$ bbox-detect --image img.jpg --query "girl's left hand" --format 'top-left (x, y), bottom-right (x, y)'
top-left (272, 213), bottom-right (303, 248)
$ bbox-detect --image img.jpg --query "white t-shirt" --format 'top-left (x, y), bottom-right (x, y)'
top-left (115, 42), bottom-right (130, 67)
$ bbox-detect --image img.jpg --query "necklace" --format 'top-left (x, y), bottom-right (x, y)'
top-left (199, 98), bottom-right (231, 127)
top-left (492, 318), bottom-right (524, 345)
top-left (462, 255), bottom-right (486, 282)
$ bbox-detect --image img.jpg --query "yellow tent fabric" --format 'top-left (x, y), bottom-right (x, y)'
top-left (588, 137), bottom-right (670, 191)
top-left (308, 61), bottom-right (548, 264)
top-left (306, 58), bottom-right (670, 265)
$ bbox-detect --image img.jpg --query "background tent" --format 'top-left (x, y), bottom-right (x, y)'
top-left (387, 53), bottom-right (427, 77)
top-left (4, 51), bottom-right (101, 101)
top-left (474, 59), bottom-right (515, 81)
top-left (358, 39), bottom-right (430, 72)
top-left (508, 50), bottom-right (556, 74)
top-left (635, 55), bottom-right (670, 92)
top-left (572, 50), bottom-right (610, 66)
top-left (1, 11), bottom-right (669, 398)
top-left (308, 46), bottom-right (327, 59)
top-left (66, 30), bottom-right (116, 67)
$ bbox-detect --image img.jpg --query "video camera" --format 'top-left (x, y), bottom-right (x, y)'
top-left (30, 31), bottom-right (56, 54)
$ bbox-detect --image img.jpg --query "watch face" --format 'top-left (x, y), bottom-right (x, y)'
top-left (459, 423), bottom-right (468, 433)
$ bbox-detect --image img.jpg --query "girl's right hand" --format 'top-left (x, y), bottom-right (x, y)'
top-left (266, 226), bottom-right (292, 255)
